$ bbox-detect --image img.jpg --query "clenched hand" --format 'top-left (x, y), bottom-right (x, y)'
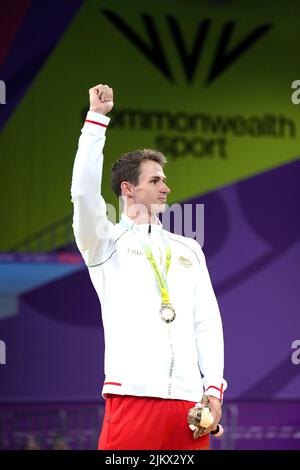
top-left (89, 84), bottom-right (114, 116)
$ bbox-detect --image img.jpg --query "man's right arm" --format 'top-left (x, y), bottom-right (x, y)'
top-left (71, 84), bottom-right (114, 266)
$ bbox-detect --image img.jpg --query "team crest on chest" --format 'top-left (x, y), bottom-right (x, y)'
top-left (178, 256), bottom-right (193, 268)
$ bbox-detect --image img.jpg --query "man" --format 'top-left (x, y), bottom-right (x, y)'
top-left (71, 84), bottom-right (227, 450)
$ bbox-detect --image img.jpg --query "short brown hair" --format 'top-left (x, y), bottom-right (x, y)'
top-left (110, 149), bottom-right (167, 197)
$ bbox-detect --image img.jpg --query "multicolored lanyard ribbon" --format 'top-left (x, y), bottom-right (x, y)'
top-left (120, 218), bottom-right (176, 323)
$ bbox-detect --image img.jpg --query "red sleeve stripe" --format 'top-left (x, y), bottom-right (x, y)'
top-left (205, 384), bottom-right (224, 400)
top-left (104, 382), bottom-right (121, 386)
top-left (85, 119), bottom-right (108, 128)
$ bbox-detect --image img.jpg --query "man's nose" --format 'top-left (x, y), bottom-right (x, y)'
top-left (161, 182), bottom-right (170, 193)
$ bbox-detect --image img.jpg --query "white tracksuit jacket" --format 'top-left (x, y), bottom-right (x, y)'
top-left (71, 111), bottom-right (227, 403)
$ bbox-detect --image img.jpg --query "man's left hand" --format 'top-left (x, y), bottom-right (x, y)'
top-left (201, 396), bottom-right (222, 436)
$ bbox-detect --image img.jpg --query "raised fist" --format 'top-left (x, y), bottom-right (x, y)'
top-left (89, 84), bottom-right (114, 115)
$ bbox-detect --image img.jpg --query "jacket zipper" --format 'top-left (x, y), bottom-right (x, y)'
top-left (149, 227), bottom-right (174, 396)
top-left (167, 325), bottom-right (175, 396)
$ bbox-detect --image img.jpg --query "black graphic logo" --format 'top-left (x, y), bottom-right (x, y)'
top-left (102, 9), bottom-right (271, 84)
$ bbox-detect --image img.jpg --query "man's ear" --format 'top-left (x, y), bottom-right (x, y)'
top-left (120, 181), bottom-right (134, 198)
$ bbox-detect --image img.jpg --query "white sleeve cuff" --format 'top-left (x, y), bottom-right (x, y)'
top-left (204, 381), bottom-right (227, 403)
top-left (82, 111), bottom-right (110, 136)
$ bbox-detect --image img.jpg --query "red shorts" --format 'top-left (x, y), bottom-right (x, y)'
top-left (98, 394), bottom-right (210, 450)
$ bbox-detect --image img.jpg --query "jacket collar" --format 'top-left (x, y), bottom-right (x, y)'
top-left (120, 213), bottom-right (163, 234)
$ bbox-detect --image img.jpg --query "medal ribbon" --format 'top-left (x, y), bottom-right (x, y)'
top-left (120, 218), bottom-right (172, 304)
top-left (140, 242), bottom-right (171, 305)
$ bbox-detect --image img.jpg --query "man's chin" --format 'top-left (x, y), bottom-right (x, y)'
top-left (151, 202), bottom-right (168, 213)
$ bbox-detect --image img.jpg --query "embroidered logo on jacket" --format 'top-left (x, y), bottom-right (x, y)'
top-left (178, 256), bottom-right (193, 268)
top-left (127, 248), bottom-right (144, 256)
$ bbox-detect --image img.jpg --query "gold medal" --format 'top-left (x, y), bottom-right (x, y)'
top-left (160, 303), bottom-right (176, 323)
